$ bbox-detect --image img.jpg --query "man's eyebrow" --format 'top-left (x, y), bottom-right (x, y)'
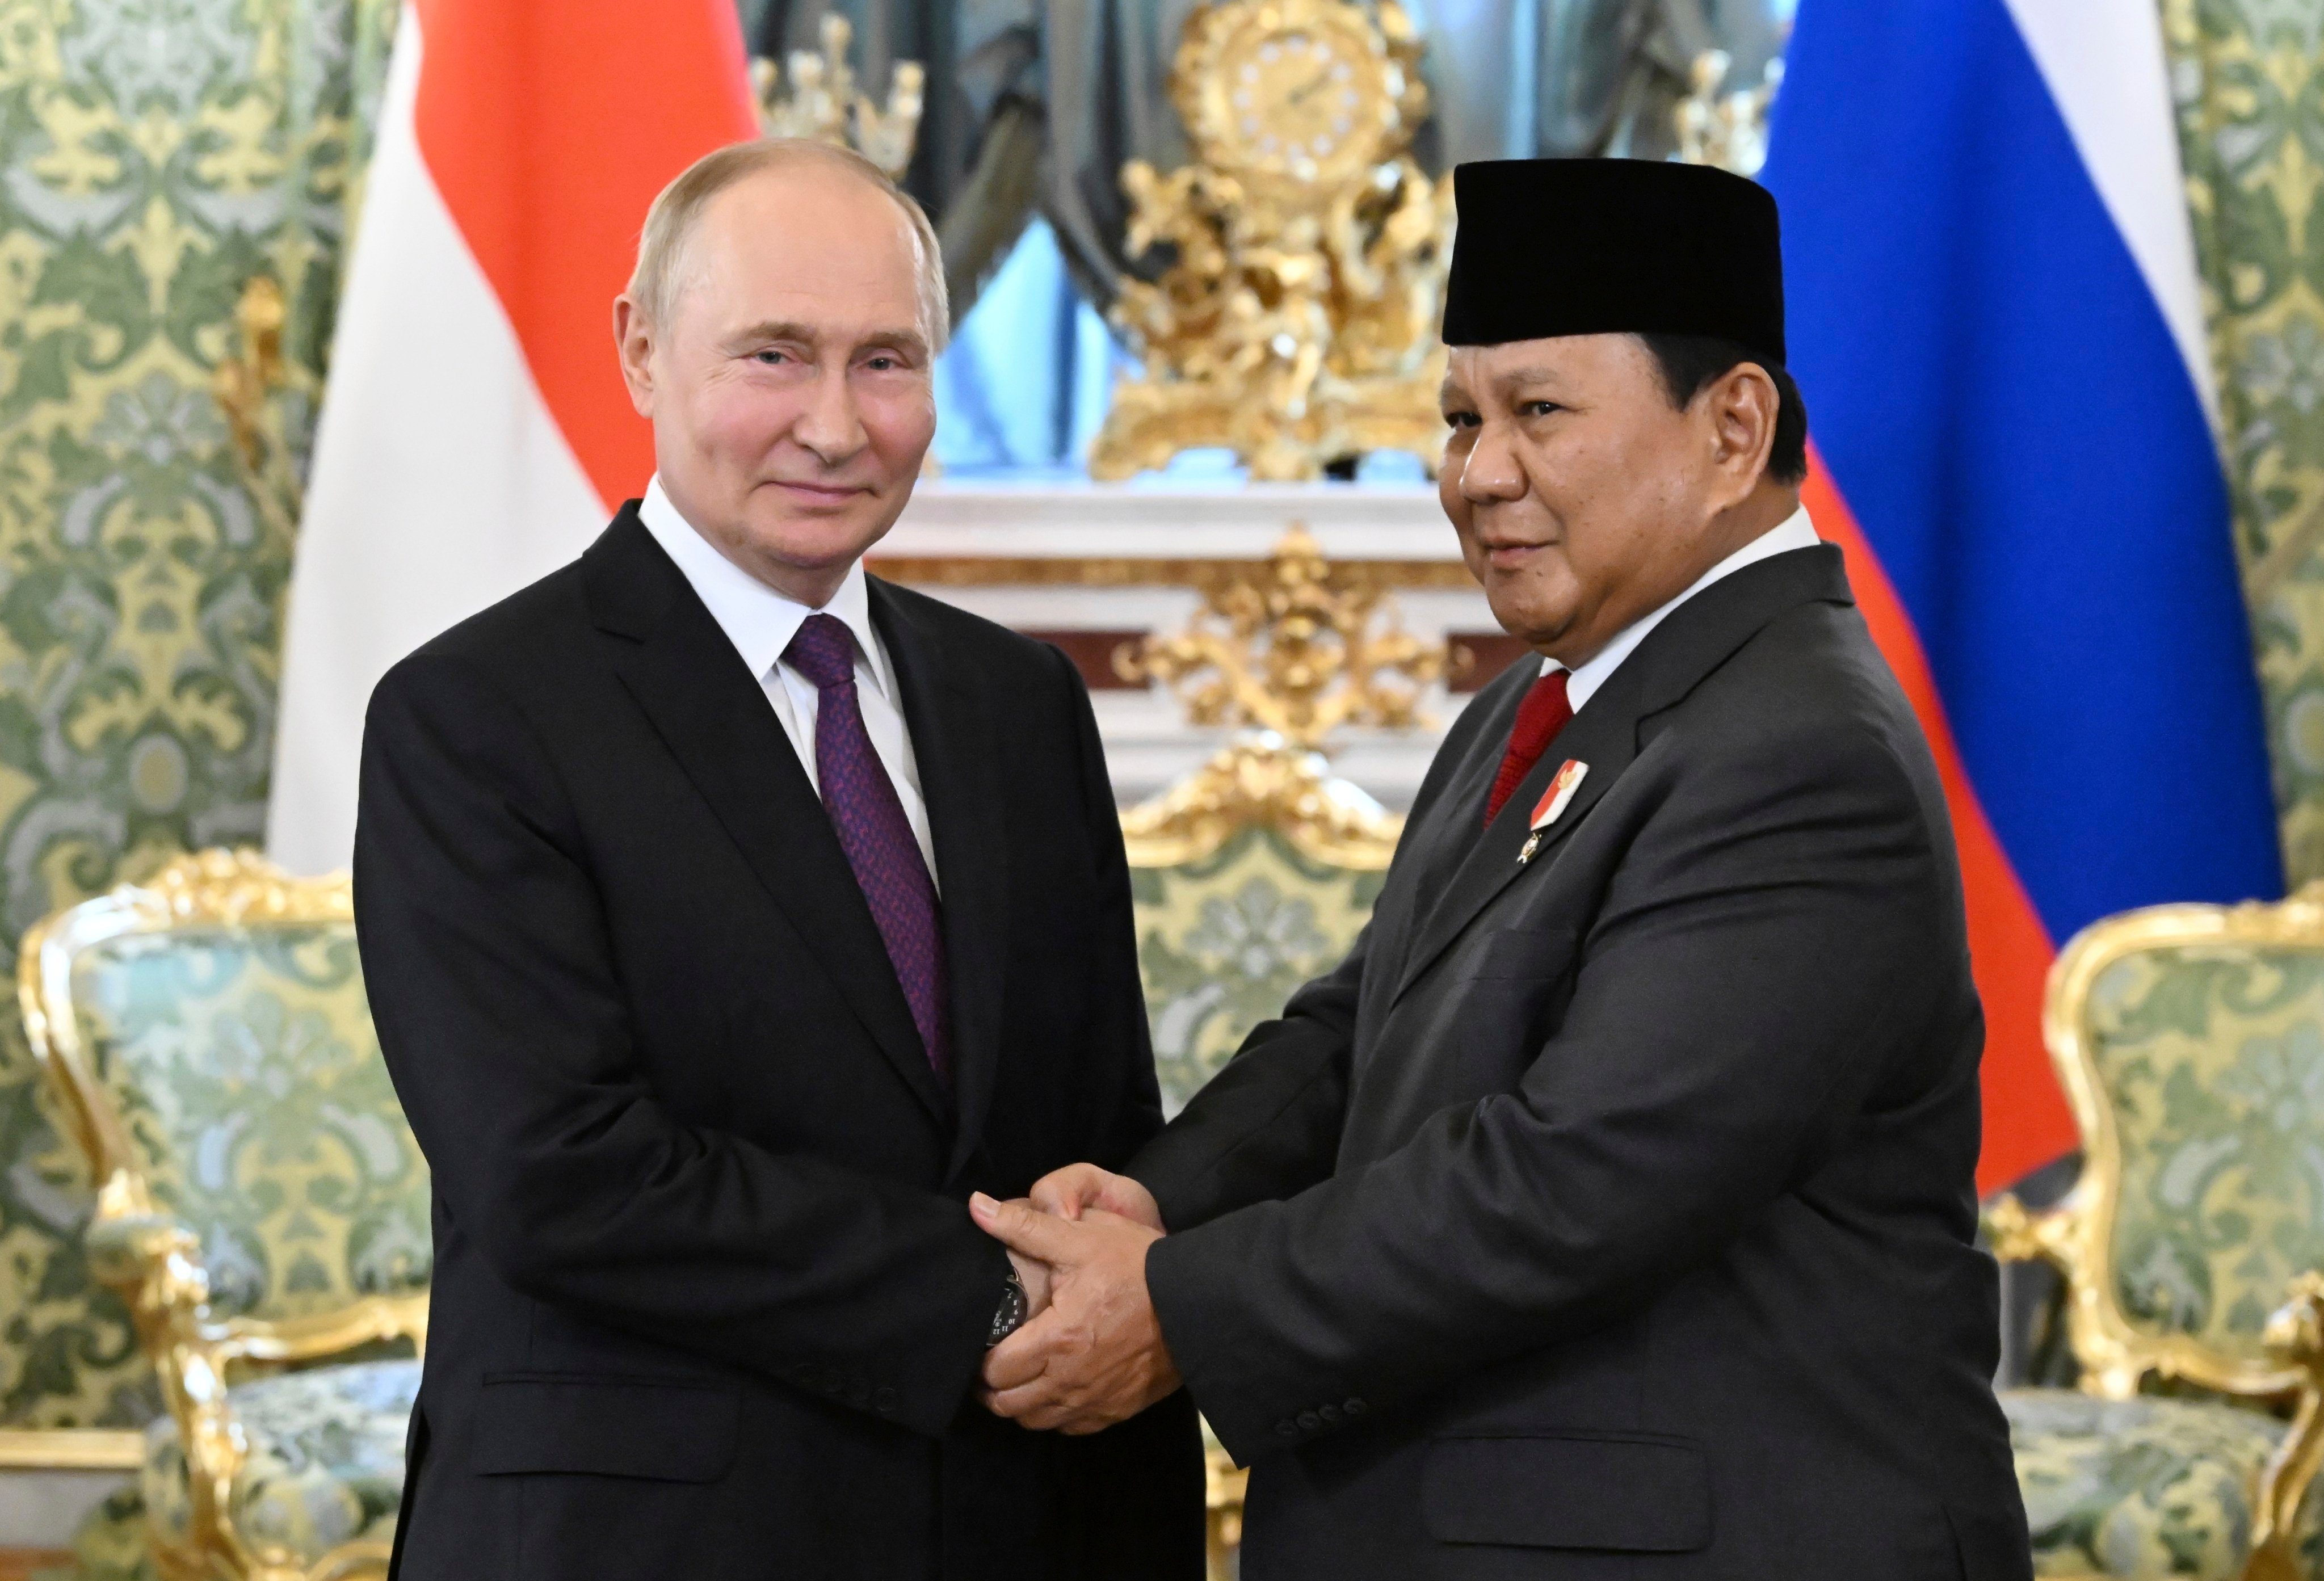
top-left (722, 321), bottom-right (930, 358)
top-left (1489, 364), bottom-right (1570, 392)
top-left (724, 320), bottom-right (818, 347)
top-left (856, 325), bottom-right (931, 358)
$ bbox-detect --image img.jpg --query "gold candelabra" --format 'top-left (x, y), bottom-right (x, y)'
top-left (1089, 0), bottom-right (1453, 483)
top-left (753, 14), bottom-right (926, 180)
top-left (1674, 49), bottom-right (1784, 178)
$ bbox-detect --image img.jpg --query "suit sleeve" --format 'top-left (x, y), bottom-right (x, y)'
top-left (1125, 932), bottom-right (1364, 1230)
top-left (1125, 673), bottom-right (1502, 1231)
top-left (1145, 718), bottom-right (1956, 1462)
top-left (354, 649), bottom-right (1010, 1438)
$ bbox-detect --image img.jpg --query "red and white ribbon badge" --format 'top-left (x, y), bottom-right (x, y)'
top-left (1518, 759), bottom-right (1588, 865)
top-left (1532, 759), bottom-right (1589, 830)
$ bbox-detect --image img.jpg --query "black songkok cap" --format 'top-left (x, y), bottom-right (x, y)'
top-left (1442, 158), bottom-right (1786, 364)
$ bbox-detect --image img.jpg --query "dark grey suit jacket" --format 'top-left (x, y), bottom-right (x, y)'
top-left (1132, 545), bottom-right (2032, 1580)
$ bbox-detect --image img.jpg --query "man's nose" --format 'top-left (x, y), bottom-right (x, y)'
top-left (792, 366), bottom-right (868, 463)
top-left (1459, 421), bottom-right (1527, 503)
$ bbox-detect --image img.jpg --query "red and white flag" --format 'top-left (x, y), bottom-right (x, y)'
top-left (267, 0), bottom-right (758, 873)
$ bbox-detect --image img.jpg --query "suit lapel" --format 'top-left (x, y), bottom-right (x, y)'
top-left (871, 581), bottom-right (1012, 1181)
top-left (1366, 662), bottom-right (1529, 991)
top-left (1388, 542), bottom-right (1858, 1008)
top-left (584, 512), bottom-right (952, 1127)
top-left (1390, 692), bottom-right (1639, 1007)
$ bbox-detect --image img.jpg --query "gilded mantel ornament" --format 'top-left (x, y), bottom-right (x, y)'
top-left (1116, 527), bottom-right (1445, 866)
top-left (753, 14), bottom-right (925, 180)
top-left (1090, 0), bottom-right (1453, 482)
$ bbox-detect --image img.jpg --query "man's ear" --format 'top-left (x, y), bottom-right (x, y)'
top-left (613, 293), bottom-right (655, 418)
top-left (1702, 363), bottom-right (1779, 499)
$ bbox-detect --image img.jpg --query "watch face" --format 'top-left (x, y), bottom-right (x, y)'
top-left (1194, 9), bottom-right (1399, 184)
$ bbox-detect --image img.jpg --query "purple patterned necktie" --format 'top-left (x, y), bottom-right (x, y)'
top-left (784, 613), bottom-right (951, 1080)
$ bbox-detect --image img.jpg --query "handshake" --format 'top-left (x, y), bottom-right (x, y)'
top-left (968, 1166), bottom-right (1180, 1435)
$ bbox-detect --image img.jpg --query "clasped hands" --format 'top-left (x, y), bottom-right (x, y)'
top-left (970, 1165), bottom-right (1180, 1435)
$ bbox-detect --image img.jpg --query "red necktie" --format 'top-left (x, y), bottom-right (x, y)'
top-left (1484, 670), bottom-right (1574, 826)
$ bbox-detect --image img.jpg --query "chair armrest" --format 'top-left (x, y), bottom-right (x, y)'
top-left (1982, 1191), bottom-right (2084, 1281)
top-left (2263, 1274), bottom-right (2324, 1370)
top-left (2246, 1274), bottom-right (2324, 1581)
top-left (84, 1208), bottom-right (212, 1327)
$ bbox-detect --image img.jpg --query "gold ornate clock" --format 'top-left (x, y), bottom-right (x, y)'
top-left (1090, 0), bottom-right (1451, 482)
top-left (1179, 0), bottom-right (1424, 194)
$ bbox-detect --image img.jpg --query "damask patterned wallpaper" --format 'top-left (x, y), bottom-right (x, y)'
top-left (2168, 0), bottom-right (2324, 886)
top-left (0, 0), bottom-right (2313, 1439)
top-left (0, 0), bottom-right (392, 1427)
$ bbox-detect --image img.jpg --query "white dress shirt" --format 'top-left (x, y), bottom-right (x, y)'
top-left (1548, 504), bottom-right (1823, 709)
top-left (638, 477), bottom-right (939, 884)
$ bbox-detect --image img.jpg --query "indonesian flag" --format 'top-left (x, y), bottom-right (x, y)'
top-left (267, 0), bottom-right (758, 874)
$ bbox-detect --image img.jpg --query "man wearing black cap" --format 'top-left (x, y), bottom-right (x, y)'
top-left (970, 159), bottom-right (2032, 1579)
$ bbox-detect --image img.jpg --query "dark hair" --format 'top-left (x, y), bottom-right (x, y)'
top-left (1634, 333), bottom-right (1809, 485)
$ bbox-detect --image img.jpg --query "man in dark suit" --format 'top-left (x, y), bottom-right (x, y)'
top-left (354, 138), bottom-right (1200, 1580)
top-left (972, 159), bottom-right (2033, 1578)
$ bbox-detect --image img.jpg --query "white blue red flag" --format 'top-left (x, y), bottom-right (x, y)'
top-left (1763, 1), bottom-right (2283, 1189)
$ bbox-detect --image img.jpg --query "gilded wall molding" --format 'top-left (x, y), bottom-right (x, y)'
top-left (865, 554), bottom-right (1477, 590)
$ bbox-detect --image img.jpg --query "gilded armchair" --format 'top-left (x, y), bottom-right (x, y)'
top-left (1114, 527), bottom-right (1435, 1579)
top-left (1988, 885), bottom-right (2324, 1579)
top-left (1122, 729), bottom-right (1399, 1581)
top-left (19, 850), bottom-right (430, 1581)
top-left (1125, 733), bottom-right (1397, 1115)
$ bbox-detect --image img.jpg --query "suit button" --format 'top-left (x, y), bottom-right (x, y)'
top-left (1297, 1411), bottom-right (1321, 1432)
top-left (1319, 1404), bottom-right (1342, 1425)
top-left (873, 1387), bottom-right (899, 1416)
top-left (1274, 1419), bottom-right (1298, 1439)
top-left (1344, 1398), bottom-right (1368, 1416)
top-left (846, 1378), bottom-right (871, 1406)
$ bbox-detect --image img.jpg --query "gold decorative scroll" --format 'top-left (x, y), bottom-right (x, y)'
top-left (211, 275), bottom-right (302, 545)
top-left (1117, 525), bottom-right (1448, 750)
top-left (1118, 730), bottom-right (1402, 869)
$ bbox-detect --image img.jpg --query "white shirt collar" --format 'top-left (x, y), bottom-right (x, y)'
top-left (1546, 504), bottom-right (1822, 712)
top-left (637, 476), bottom-right (892, 697)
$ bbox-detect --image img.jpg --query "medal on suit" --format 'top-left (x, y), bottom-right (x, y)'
top-left (1517, 760), bottom-right (1588, 865)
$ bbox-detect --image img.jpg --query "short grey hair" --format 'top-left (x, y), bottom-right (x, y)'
top-left (627, 138), bottom-right (950, 354)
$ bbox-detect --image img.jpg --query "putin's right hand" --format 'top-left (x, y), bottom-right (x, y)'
top-left (1028, 1163), bottom-right (1165, 1231)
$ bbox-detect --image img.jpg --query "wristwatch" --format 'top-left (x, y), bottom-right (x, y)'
top-left (989, 1267), bottom-right (1030, 1348)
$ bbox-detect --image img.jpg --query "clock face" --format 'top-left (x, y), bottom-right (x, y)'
top-left (1199, 13), bottom-right (1397, 185)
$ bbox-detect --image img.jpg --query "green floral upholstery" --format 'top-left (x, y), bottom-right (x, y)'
top-left (1130, 827), bottom-right (1384, 1115)
top-left (2006, 1389), bottom-right (2324, 1578)
top-left (70, 923), bottom-right (429, 1321)
top-left (2082, 947), bottom-right (2324, 1362)
top-left (142, 1357), bottom-right (413, 1565)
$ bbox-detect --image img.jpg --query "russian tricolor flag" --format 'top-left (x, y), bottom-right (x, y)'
top-left (1763, 0), bottom-right (2284, 1191)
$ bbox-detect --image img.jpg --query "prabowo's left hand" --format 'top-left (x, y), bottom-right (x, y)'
top-left (970, 1193), bottom-right (1180, 1433)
